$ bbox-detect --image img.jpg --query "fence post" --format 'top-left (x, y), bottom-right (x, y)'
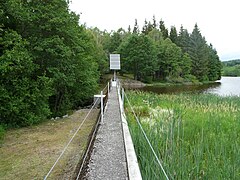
top-left (122, 87), bottom-right (124, 107)
top-left (101, 90), bottom-right (103, 123)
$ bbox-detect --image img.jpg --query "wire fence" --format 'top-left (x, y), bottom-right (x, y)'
top-left (118, 82), bottom-right (170, 180)
top-left (44, 81), bottom-right (110, 179)
top-left (44, 79), bottom-right (169, 179)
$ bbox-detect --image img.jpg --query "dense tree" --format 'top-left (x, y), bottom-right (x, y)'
top-left (118, 34), bottom-right (157, 82)
top-left (0, 0), bottom-right (100, 126)
top-left (152, 15), bottom-right (157, 29)
top-left (0, 30), bottom-right (51, 126)
top-left (180, 53), bottom-right (192, 78)
top-left (88, 28), bottom-right (108, 75)
top-left (156, 38), bottom-right (183, 79)
top-left (189, 24), bottom-right (209, 81)
top-left (147, 28), bottom-right (163, 44)
top-left (133, 19), bottom-right (139, 34)
top-left (169, 26), bottom-right (178, 44)
top-left (0, 6), bottom-right (223, 128)
top-left (177, 25), bottom-right (191, 53)
top-left (142, 20), bottom-right (154, 35)
top-left (222, 59), bottom-right (240, 66)
top-left (142, 19), bottom-right (148, 35)
top-left (121, 19), bottom-right (221, 82)
top-left (207, 44), bottom-right (222, 80)
top-left (159, 20), bottom-right (168, 39)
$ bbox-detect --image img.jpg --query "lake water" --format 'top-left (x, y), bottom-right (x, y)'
top-left (136, 77), bottom-right (240, 97)
top-left (206, 77), bottom-right (240, 96)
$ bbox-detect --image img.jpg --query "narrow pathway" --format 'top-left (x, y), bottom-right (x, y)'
top-left (85, 87), bottom-right (128, 180)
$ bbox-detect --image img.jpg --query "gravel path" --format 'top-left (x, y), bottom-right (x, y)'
top-left (85, 87), bottom-right (128, 180)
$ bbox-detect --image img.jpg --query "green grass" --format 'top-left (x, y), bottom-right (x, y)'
top-left (0, 109), bottom-right (99, 179)
top-left (125, 91), bottom-right (240, 179)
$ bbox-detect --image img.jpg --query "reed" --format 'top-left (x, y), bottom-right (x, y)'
top-left (125, 91), bottom-right (240, 179)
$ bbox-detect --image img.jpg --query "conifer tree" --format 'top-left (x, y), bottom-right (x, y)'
top-left (169, 26), bottom-right (178, 44)
top-left (159, 20), bottom-right (168, 39)
top-left (189, 24), bottom-right (209, 81)
top-left (152, 15), bottom-right (157, 29)
top-left (177, 25), bottom-right (191, 53)
top-left (133, 19), bottom-right (139, 34)
top-left (207, 44), bottom-right (222, 80)
top-left (118, 34), bottom-right (157, 82)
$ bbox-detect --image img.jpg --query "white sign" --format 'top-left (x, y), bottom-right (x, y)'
top-left (110, 54), bottom-right (120, 70)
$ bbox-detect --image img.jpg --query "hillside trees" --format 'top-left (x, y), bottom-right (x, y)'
top-left (0, 0), bottom-right (102, 126)
top-left (222, 59), bottom-right (240, 76)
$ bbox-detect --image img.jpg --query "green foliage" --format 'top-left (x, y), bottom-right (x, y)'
top-left (157, 38), bottom-right (185, 79)
top-left (0, 0), bottom-right (100, 127)
top-left (0, 125), bottom-right (6, 143)
top-left (222, 59), bottom-right (240, 76)
top-left (222, 59), bottom-right (240, 66)
top-left (0, 30), bottom-right (52, 126)
top-left (169, 26), bottom-right (178, 44)
top-left (159, 20), bottom-right (168, 39)
top-left (112, 19), bottom-right (221, 83)
top-left (176, 25), bottom-right (191, 53)
top-left (118, 34), bottom-right (157, 81)
top-left (126, 91), bottom-right (240, 179)
top-left (207, 44), bottom-right (222, 80)
top-left (222, 65), bottom-right (240, 76)
top-left (188, 24), bottom-right (209, 81)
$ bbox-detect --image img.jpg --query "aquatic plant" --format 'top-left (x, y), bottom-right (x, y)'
top-left (125, 91), bottom-right (240, 179)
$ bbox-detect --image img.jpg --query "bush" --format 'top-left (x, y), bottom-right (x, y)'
top-left (184, 74), bottom-right (199, 83)
top-left (0, 125), bottom-right (6, 144)
top-left (143, 76), bottom-right (153, 83)
top-left (165, 76), bottom-right (184, 83)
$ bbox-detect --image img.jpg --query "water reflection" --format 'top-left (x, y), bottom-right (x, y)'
top-left (126, 77), bottom-right (240, 97)
top-left (134, 82), bottom-right (221, 94)
top-left (206, 77), bottom-right (240, 96)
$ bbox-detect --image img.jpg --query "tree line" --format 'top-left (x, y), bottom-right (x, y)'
top-left (0, 1), bottom-right (222, 128)
top-left (0, 0), bottom-right (107, 127)
top-left (93, 17), bottom-right (222, 83)
top-left (222, 59), bottom-right (240, 76)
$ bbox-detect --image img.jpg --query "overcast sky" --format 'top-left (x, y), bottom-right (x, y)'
top-left (69, 0), bottom-right (240, 61)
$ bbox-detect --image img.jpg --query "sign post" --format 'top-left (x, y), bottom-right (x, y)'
top-left (110, 54), bottom-right (120, 86)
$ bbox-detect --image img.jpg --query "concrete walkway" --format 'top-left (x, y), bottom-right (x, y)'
top-left (85, 87), bottom-right (128, 180)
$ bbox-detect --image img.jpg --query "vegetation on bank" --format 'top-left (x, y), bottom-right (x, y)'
top-left (0, 0), bottom-right (107, 130)
top-left (116, 19), bottom-right (222, 83)
top-left (0, 1), bottom-right (222, 139)
top-left (222, 59), bottom-right (240, 76)
top-left (125, 91), bottom-right (240, 179)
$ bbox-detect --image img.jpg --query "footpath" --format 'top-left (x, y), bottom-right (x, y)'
top-left (84, 87), bottom-right (128, 180)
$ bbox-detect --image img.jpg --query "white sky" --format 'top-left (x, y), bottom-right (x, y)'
top-left (69, 0), bottom-right (240, 61)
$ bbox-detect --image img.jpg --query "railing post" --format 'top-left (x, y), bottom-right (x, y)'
top-left (101, 90), bottom-right (103, 123)
top-left (122, 87), bottom-right (124, 107)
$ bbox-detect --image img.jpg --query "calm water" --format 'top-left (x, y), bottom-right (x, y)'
top-left (135, 77), bottom-right (240, 96)
top-left (206, 77), bottom-right (240, 96)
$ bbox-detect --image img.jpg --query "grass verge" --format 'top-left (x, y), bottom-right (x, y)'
top-left (0, 109), bottom-right (99, 179)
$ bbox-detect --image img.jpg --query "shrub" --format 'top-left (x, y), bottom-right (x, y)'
top-left (0, 125), bottom-right (6, 144)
